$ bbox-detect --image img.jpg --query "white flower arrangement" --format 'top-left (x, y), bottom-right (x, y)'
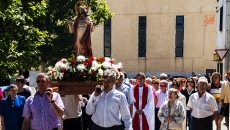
top-left (47, 55), bottom-right (122, 81)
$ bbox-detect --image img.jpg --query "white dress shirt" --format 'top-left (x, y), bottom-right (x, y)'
top-left (187, 92), bottom-right (218, 118)
top-left (86, 87), bottom-right (133, 130)
top-left (156, 90), bottom-right (168, 108)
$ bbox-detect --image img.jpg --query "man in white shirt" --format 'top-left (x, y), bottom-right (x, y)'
top-left (86, 69), bottom-right (132, 130)
top-left (61, 95), bottom-right (82, 130)
top-left (187, 77), bottom-right (218, 130)
top-left (155, 80), bottom-right (168, 130)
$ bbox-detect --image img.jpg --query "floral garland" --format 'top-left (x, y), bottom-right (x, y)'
top-left (47, 55), bottom-right (122, 81)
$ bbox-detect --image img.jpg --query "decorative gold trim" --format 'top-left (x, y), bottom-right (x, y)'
top-left (75, 0), bottom-right (89, 12)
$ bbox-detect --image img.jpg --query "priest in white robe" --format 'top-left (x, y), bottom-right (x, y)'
top-left (132, 72), bottom-right (155, 130)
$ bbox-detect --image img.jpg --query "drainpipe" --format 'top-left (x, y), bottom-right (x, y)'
top-left (226, 1), bottom-right (230, 71)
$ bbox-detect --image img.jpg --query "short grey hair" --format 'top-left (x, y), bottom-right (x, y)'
top-left (103, 69), bottom-right (117, 81)
top-left (36, 73), bottom-right (50, 81)
top-left (8, 84), bottom-right (18, 90)
top-left (160, 80), bottom-right (168, 85)
top-left (160, 73), bottom-right (167, 80)
top-left (198, 77), bottom-right (208, 84)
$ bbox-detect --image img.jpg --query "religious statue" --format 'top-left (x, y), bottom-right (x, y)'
top-left (68, 1), bottom-right (95, 57)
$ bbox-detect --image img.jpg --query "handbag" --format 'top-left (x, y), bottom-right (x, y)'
top-left (168, 121), bottom-right (182, 130)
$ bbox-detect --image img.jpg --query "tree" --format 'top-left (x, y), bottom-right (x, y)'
top-left (0, 0), bottom-right (113, 79)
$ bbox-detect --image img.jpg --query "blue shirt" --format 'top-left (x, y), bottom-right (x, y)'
top-left (1, 95), bottom-right (25, 130)
top-left (115, 84), bottom-right (135, 104)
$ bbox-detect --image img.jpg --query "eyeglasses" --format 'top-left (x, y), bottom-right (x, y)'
top-left (36, 80), bottom-right (46, 83)
top-left (160, 85), bottom-right (166, 87)
top-left (198, 83), bottom-right (207, 86)
top-left (168, 92), bottom-right (176, 95)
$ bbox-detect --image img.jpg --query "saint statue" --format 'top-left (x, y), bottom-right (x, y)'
top-left (68, 4), bottom-right (95, 57)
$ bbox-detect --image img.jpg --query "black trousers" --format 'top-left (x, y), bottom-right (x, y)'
top-left (82, 107), bottom-right (93, 130)
top-left (92, 124), bottom-right (121, 130)
top-left (63, 117), bottom-right (83, 130)
top-left (155, 108), bottom-right (161, 130)
top-left (192, 116), bottom-right (212, 130)
top-left (120, 120), bottom-right (125, 130)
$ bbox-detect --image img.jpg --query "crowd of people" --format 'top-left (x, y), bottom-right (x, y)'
top-left (0, 70), bottom-right (229, 130)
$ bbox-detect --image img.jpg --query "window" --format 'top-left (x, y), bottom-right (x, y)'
top-left (175, 16), bottom-right (184, 57)
top-left (104, 18), bottom-right (111, 57)
top-left (138, 16), bottom-right (146, 57)
top-left (219, 6), bottom-right (223, 31)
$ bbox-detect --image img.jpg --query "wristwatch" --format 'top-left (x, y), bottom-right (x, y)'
top-left (50, 100), bottom-right (55, 103)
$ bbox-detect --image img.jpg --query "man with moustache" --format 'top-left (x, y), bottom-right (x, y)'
top-left (86, 70), bottom-right (132, 130)
top-left (21, 73), bottom-right (64, 130)
top-left (187, 77), bottom-right (218, 130)
top-left (132, 72), bottom-right (155, 130)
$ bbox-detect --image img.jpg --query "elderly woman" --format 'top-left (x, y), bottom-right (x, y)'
top-left (166, 82), bottom-right (186, 130)
top-left (1, 84), bottom-right (26, 130)
top-left (158, 88), bottom-right (185, 130)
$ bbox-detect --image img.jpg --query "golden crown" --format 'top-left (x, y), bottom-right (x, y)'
top-left (75, 0), bottom-right (89, 12)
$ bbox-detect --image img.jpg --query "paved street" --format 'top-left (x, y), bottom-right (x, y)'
top-left (185, 119), bottom-right (228, 130)
top-left (213, 119), bottom-right (228, 130)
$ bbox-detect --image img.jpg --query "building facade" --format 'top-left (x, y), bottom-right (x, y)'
top-left (216, 0), bottom-right (230, 78)
top-left (92, 0), bottom-right (217, 78)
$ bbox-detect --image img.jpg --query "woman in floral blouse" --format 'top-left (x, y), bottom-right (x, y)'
top-left (158, 88), bottom-right (185, 130)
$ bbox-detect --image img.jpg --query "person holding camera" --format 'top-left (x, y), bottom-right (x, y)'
top-left (86, 69), bottom-right (132, 130)
top-left (21, 73), bottom-right (64, 130)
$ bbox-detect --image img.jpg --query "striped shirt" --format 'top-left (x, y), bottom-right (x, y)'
top-left (22, 92), bottom-right (65, 130)
top-left (156, 89), bottom-right (168, 108)
top-left (210, 83), bottom-right (221, 99)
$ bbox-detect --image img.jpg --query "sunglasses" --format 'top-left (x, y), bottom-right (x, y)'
top-left (36, 80), bottom-right (46, 83)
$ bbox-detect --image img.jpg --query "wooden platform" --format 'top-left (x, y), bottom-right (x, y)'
top-left (51, 81), bottom-right (102, 95)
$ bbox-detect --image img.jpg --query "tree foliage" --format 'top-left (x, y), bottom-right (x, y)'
top-left (0, 0), bottom-right (113, 79)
